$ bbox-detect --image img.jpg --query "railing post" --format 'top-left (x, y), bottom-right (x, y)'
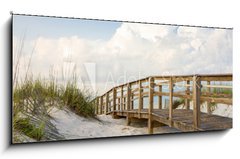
top-left (206, 81), bottom-right (211, 114)
top-left (130, 84), bottom-right (134, 110)
top-left (193, 75), bottom-right (201, 129)
top-left (126, 84), bottom-right (131, 125)
top-left (138, 80), bottom-right (143, 118)
top-left (158, 85), bottom-right (162, 109)
top-left (148, 77), bottom-right (154, 134)
top-left (113, 88), bottom-right (116, 112)
top-left (96, 97), bottom-right (99, 115)
top-left (169, 77), bottom-right (173, 127)
top-left (118, 97), bottom-right (120, 110)
top-left (185, 80), bottom-right (190, 110)
top-left (100, 96), bottom-right (103, 115)
top-left (121, 86), bottom-right (123, 111)
top-left (106, 92), bottom-right (109, 114)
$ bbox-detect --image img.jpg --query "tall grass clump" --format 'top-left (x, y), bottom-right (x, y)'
top-left (61, 82), bottom-right (96, 118)
top-left (13, 77), bottom-right (65, 142)
top-left (13, 77), bottom-right (97, 142)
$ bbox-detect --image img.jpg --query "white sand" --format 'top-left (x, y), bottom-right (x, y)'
top-left (50, 107), bottom-right (179, 140)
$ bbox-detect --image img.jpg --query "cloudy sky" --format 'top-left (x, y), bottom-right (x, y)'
top-left (13, 15), bottom-right (232, 95)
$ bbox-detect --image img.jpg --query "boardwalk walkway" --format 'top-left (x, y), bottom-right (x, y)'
top-left (95, 74), bottom-right (232, 134)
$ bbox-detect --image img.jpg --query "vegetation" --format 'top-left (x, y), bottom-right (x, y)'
top-left (14, 118), bottom-right (45, 141)
top-left (13, 36), bottom-right (97, 143)
top-left (173, 98), bottom-right (185, 109)
top-left (13, 77), bottom-right (97, 142)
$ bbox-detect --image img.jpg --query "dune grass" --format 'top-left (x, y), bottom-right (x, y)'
top-left (12, 35), bottom-right (98, 143)
top-left (13, 76), bottom-right (97, 142)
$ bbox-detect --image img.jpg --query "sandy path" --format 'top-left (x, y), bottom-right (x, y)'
top-left (50, 107), bottom-right (179, 140)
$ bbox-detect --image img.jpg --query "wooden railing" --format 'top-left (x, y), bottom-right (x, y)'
top-left (94, 74), bottom-right (232, 129)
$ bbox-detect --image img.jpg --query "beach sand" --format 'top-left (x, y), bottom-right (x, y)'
top-left (50, 107), bottom-right (179, 140)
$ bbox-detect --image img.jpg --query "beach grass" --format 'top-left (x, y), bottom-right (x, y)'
top-left (12, 36), bottom-right (97, 142)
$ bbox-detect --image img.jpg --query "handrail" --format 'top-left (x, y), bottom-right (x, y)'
top-left (94, 74), bottom-right (232, 130)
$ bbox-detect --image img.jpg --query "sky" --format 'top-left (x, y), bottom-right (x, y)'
top-left (13, 15), bottom-right (233, 95)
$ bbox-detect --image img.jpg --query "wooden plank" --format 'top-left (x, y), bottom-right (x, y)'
top-left (100, 74), bottom-right (232, 96)
top-left (148, 77), bottom-right (154, 134)
top-left (131, 87), bottom-right (139, 93)
top-left (169, 77), bottom-right (173, 127)
top-left (206, 81), bottom-right (211, 114)
top-left (193, 75), bottom-right (201, 129)
top-left (127, 84), bottom-right (131, 111)
top-left (202, 84), bottom-right (232, 89)
top-left (153, 92), bottom-right (169, 96)
top-left (200, 76), bottom-right (232, 81)
top-left (185, 80), bottom-right (190, 110)
top-left (118, 98), bottom-right (120, 110)
top-left (112, 88), bottom-right (116, 111)
top-left (158, 85), bottom-right (162, 109)
top-left (121, 86), bottom-right (124, 111)
top-left (96, 97), bottom-right (99, 115)
top-left (130, 84), bottom-right (134, 110)
top-left (106, 93), bottom-right (109, 114)
top-left (138, 81), bottom-right (143, 118)
top-left (100, 96), bottom-right (103, 114)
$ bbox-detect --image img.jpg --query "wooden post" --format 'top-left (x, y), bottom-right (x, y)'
top-left (118, 98), bottom-right (120, 110)
top-left (148, 77), bottom-right (154, 134)
top-left (138, 80), bottom-right (143, 118)
top-left (96, 97), bottom-right (99, 115)
top-left (169, 77), bottom-right (173, 127)
top-left (121, 86), bottom-right (124, 111)
top-left (113, 88), bottom-right (116, 112)
top-left (185, 80), bottom-right (190, 110)
top-left (105, 93), bottom-right (109, 114)
top-left (158, 85), bottom-right (162, 109)
top-left (193, 75), bottom-right (201, 129)
top-left (100, 96), bottom-right (103, 115)
top-left (206, 81), bottom-right (211, 114)
top-left (126, 84), bottom-right (131, 125)
top-left (111, 88), bottom-right (117, 118)
top-left (131, 84), bottom-right (134, 110)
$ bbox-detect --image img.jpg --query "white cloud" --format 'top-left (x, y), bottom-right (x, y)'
top-left (13, 23), bottom-right (232, 95)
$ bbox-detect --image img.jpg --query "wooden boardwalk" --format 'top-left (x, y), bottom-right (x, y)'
top-left (94, 74), bottom-right (232, 134)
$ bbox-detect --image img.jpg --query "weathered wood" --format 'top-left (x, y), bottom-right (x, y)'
top-left (95, 74), bottom-right (232, 133)
top-left (158, 85), bottom-right (162, 109)
top-left (105, 92), bottom-right (109, 114)
top-left (193, 76), bottom-right (201, 129)
top-left (185, 80), bottom-right (190, 110)
top-left (118, 98), bottom-right (120, 110)
top-left (100, 96), bottom-right (103, 114)
top-left (169, 77), bottom-right (173, 127)
top-left (206, 81), bottom-right (211, 114)
top-left (154, 91), bottom-right (231, 105)
top-left (148, 77), bottom-right (154, 134)
top-left (202, 84), bottom-right (232, 89)
top-left (112, 88), bottom-right (116, 112)
top-left (126, 84), bottom-right (131, 125)
top-left (121, 86), bottom-right (124, 111)
top-left (96, 97), bottom-right (99, 114)
top-left (138, 81), bottom-right (143, 118)
top-left (200, 76), bottom-right (232, 81)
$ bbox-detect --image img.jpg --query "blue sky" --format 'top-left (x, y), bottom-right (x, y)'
top-left (13, 15), bottom-right (232, 95)
top-left (13, 15), bottom-right (121, 40)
